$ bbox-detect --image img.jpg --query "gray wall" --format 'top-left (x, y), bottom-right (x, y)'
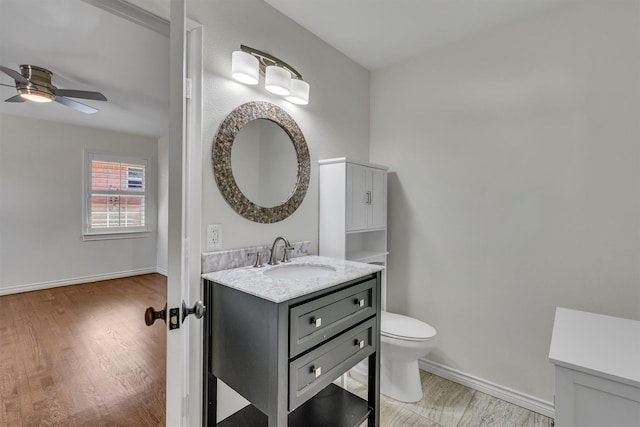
top-left (0, 114), bottom-right (159, 293)
top-left (370, 0), bottom-right (640, 405)
top-left (193, 0), bottom-right (371, 255)
top-left (189, 0), bottom-right (371, 418)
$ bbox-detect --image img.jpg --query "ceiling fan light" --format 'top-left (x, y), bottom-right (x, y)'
top-left (20, 90), bottom-right (53, 103)
top-left (232, 50), bottom-right (259, 85)
top-left (286, 79), bottom-right (310, 105)
top-left (265, 66), bottom-right (291, 96)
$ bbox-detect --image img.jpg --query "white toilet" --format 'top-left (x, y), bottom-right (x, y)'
top-left (350, 310), bottom-right (437, 402)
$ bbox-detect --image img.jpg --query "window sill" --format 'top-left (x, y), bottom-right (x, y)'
top-left (83, 231), bottom-right (152, 241)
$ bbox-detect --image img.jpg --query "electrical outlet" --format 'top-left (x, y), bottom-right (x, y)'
top-left (207, 224), bottom-right (222, 250)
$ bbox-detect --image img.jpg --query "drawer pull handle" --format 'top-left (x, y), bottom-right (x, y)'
top-left (310, 317), bottom-right (322, 327)
top-left (354, 298), bottom-right (365, 307)
top-left (354, 339), bottom-right (365, 349)
top-left (310, 366), bottom-right (322, 378)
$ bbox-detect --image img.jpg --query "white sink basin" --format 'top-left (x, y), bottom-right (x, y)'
top-left (264, 264), bottom-right (336, 279)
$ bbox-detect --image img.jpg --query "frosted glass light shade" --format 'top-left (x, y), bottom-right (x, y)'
top-left (265, 66), bottom-right (291, 96)
top-left (20, 91), bottom-right (53, 103)
top-left (286, 79), bottom-right (310, 105)
top-left (232, 50), bottom-right (259, 85)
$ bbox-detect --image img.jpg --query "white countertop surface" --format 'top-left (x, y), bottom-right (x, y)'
top-left (201, 255), bottom-right (384, 303)
top-left (549, 307), bottom-right (640, 387)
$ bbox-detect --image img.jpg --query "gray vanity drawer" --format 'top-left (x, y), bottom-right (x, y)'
top-left (289, 317), bottom-right (376, 411)
top-left (289, 277), bottom-right (377, 357)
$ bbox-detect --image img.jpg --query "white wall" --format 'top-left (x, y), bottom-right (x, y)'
top-left (370, 0), bottom-right (640, 406)
top-left (0, 114), bottom-right (159, 293)
top-left (188, 0), bottom-right (370, 419)
top-left (191, 0), bottom-right (370, 255)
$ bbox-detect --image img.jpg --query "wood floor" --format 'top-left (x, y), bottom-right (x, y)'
top-left (0, 274), bottom-right (167, 426)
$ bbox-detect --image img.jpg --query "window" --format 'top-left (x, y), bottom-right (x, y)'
top-left (84, 152), bottom-right (150, 238)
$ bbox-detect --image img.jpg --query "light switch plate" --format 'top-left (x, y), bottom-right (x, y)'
top-left (207, 224), bottom-right (222, 250)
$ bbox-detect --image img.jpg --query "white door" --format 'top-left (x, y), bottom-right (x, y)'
top-left (166, 1), bottom-right (203, 425)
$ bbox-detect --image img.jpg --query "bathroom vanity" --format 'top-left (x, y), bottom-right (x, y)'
top-left (202, 256), bottom-right (383, 426)
top-left (549, 307), bottom-right (640, 427)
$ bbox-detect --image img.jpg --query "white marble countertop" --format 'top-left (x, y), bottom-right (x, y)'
top-left (202, 255), bottom-right (384, 303)
top-left (549, 307), bottom-right (640, 388)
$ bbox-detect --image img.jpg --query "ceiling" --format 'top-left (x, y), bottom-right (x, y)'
top-left (0, 0), bottom-right (169, 138)
top-left (0, 0), bottom-right (563, 137)
top-left (265, 0), bottom-right (564, 70)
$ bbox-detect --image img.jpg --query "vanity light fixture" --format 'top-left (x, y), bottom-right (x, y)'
top-left (286, 79), bottom-right (310, 105)
top-left (231, 45), bottom-right (310, 105)
top-left (231, 50), bottom-right (259, 85)
top-left (264, 65), bottom-right (291, 96)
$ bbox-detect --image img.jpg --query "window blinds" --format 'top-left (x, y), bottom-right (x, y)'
top-left (89, 160), bottom-right (146, 230)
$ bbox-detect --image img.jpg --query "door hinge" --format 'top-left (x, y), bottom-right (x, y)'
top-left (185, 78), bottom-right (192, 99)
top-left (182, 395), bottom-right (189, 416)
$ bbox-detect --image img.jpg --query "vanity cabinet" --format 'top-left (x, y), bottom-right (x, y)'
top-left (203, 270), bottom-right (381, 427)
top-left (549, 308), bottom-right (640, 427)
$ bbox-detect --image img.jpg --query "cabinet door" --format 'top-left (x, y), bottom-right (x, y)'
top-left (368, 168), bottom-right (386, 229)
top-left (346, 163), bottom-right (368, 231)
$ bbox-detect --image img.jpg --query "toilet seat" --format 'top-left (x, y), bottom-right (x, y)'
top-left (381, 311), bottom-right (437, 342)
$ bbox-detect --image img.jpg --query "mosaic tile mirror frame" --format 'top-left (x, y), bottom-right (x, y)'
top-left (212, 101), bottom-right (310, 223)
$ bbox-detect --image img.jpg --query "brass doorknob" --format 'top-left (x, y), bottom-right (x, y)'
top-left (145, 303), bottom-right (167, 326)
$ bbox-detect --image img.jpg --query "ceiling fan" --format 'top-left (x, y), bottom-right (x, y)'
top-left (0, 64), bottom-right (107, 114)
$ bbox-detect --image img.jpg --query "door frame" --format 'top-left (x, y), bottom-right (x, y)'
top-left (167, 0), bottom-right (204, 425)
top-left (185, 20), bottom-right (204, 427)
top-left (75, 1), bottom-right (204, 425)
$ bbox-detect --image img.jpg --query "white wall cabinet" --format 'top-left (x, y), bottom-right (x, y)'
top-left (319, 158), bottom-right (389, 307)
top-left (346, 163), bottom-right (386, 232)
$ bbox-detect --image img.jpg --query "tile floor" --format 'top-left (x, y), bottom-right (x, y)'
top-left (346, 370), bottom-right (554, 427)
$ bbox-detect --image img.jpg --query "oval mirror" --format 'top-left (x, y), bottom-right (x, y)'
top-left (213, 101), bottom-right (310, 223)
top-left (231, 119), bottom-right (298, 208)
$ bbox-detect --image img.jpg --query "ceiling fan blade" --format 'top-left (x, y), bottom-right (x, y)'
top-left (0, 65), bottom-right (29, 85)
top-left (54, 88), bottom-right (107, 101)
top-left (5, 95), bottom-right (26, 103)
top-left (54, 96), bottom-right (98, 114)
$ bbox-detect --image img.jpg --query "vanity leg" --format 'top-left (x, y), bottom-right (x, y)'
top-left (367, 351), bottom-right (380, 426)
top-left (203, 283), bottom-right (216, 426)
top-left (368, 272), bottom-right (381, 426)
top-left (267, 407), bottom-right (288, 427)
top-left (207, 374), bottom-right (217, 426)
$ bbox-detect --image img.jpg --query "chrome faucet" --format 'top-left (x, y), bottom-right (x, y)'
top-left (268, 236), bottom-right (293, 265)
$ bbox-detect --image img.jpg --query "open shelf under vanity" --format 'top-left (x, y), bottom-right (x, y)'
top-left (217, 384), bottom-right (370, 427)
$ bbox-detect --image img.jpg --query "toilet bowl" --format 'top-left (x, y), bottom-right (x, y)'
top-left (350, 311), bottom-right (437, 402)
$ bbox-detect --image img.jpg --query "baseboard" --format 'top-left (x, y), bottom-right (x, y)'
top-left (156, 267), bottom-right (168, 276)
top-left (418, 358), bottom-right (555, 418)
top-left (0, 267), bottom-right (159, 296)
